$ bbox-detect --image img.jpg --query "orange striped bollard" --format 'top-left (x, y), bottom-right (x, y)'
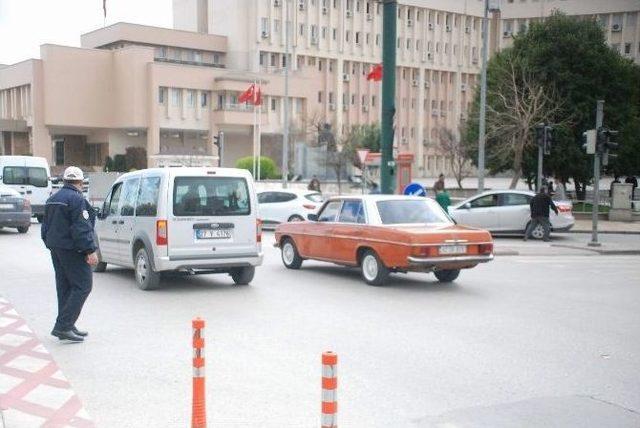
top-left (192, 318), bottom-right (206, 428)
top-left (321, 351), bottom-right (338, 428)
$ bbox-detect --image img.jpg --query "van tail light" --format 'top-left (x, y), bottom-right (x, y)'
top-left (256, 219), bottom-right (263, 243)
top-left (156, 220), bottom-right (168, 246)
top-left (23, 199), bottom-right (31, 212)
top-left (303, 204), bottom-right (316, 210)
top-left (478, 243), bottom-right (493, 255)
top-left (411, 246), bottom-right (439, 257)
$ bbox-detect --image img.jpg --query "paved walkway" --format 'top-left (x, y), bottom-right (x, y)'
top-left (0, 297), bottom-right (93, 428)
top-left (571, 219), bottom-right (640, 234)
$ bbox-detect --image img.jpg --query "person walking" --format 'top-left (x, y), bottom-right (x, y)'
top-left (41, 166), bottom-right (98, 342)
top-left (308, 175), bottom-right (321, 193)
top-left (433, 173), bottom-right (445, 193)
top-left (435, 189), bottom-right (451, 214)
top-left (524, 186), bottom-right (558, 242)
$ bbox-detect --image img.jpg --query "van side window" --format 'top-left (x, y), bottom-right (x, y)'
top-left (105, 183), bottom-right (123, 217)
top-left (119, 179), bottom-right (140, 217)
top-left (2, 167), bottom-right (27, 185)
top-left (135, 177), bottom-right (161, 217)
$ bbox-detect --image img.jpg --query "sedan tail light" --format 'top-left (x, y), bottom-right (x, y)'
top-left (23, 199), bottom-right (31, 212)
top-left (411, 246), bottom-right (439, 257)
top-left (478, 243), bottom-right (493, 255)
top-left (557, 204), bottom-right (572, 213)
top-left (156, 220), bottom-right (168, 246)
top-left (256, 219), bottom-right (262, 243)
top-left (303, 204), bottom-right (317, 210)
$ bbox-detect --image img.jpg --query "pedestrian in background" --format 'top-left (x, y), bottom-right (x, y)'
top-left (625, 175), bottom-right (638, 200)
top-left (435, 189), bottom-right (451, 214)
top-left (41, 166), bottom-right (98, 342)
top-left (308, 175), bottom-right (321, 193)
top-left (524, 185), bottom-right (558, 242)
top-left (433, 173), bottom-right (445, 193)
top-left (610, 175), bottom-right (621, 198)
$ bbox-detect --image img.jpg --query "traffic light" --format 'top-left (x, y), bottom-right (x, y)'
top-left (596, 127), bottom-right (607, 154)
top-left (544, 125), bottom-right (553, 155)
top-left (602, 128), bottom-right (619, 166)
top-left (535, 124), bottom-right (545, 148)
top-left (582, 130), bottom-right (596, 154)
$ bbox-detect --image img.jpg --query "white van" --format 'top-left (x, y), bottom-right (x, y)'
top-left (94, 167), bottom-right (263, 290)
top-left (0, 156), bottom-right (52, 222)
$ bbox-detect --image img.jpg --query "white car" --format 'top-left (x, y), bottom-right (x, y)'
top-left (95, 167), bottom-right (263, 290)
top-left (449, 190), bottom-right (574, 239)
top-left (257, 189), bottom-right (323, 226)
top-left (0, 156), bottom-right (52, 223)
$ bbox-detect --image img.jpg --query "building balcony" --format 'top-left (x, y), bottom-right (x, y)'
top-left (213, 104), bottom-right (268, 126)
top-left (155, 57), bottom-right (225, 68)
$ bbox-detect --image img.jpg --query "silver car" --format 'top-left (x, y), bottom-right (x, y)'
top-left (0, 184), bottom-right (31, 233)
top-left (449, 190), bottom-right (574, 239)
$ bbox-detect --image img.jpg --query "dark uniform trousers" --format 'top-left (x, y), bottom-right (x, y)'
top-left (51, 248), bottom-right (93, 331)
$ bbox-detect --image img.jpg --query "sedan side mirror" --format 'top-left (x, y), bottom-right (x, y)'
top-left (463, 202), bottom-right (471, 210)
top-left (307, 213), bottom-right (318, 221)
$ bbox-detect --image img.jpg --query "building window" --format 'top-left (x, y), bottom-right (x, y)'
top-left (355, 32), bottom-right (361, 44)
top-left (376, 34), bottom-right (380, 46)
top-left (261, 17), bottom-right (269, 34)
top-left (322, 26), bottom-right (327, 39)
top-left (346, 31), bottom-right (350, 42)
top-left (158, 87), bottom-right (165, 104)
top-left (274, 19), bottom-right (280, 33)
top-left (329, 61), bottom-right (334, 72)
top-left (271, 98), bottom-right (278, 111)
top-left (625, 43), bottom-right (632, 55)
top-left (299, 24), bottom-right (305, 36)
top-left (187, 90), bottom-right (196, 107)
top-left (332, 28), bottom-right (337, 40)
top-left (194, 51), bottom-right (202, 63)
top-left (351, 94), bottom-right (356, 105)
top-left (201, 92), bottom-right (208, 107)
top-left (329, 92), bottom-right (334, 103)
top-left (171, 88), bottom-right (181, 106)
top-left (371, 95), bottom-right (376, 107)
top-left (318, 91), bottom-right (323, 103)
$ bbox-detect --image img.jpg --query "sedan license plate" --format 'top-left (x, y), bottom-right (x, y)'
top-left (0, 204), bottom-right (14, 210)
top-left (196, 229), bottom-right (232, 240)
top-left (439, 245), bottom-right (466, 255)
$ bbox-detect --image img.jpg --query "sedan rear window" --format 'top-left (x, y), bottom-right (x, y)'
top-left (305, 193), bottom-right (323, 203)
top-left (376, 199), bottom-right (452, 225)
top-left (173, 177), bottom-right (250, 216)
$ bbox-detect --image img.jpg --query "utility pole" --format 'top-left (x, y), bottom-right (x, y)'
top-left (589, 100), bottom-right (604, 247)
top-left (535, 125), bottom-right (544, 191)
top-left (282, 0), bottom-right (290, 188)
top-left (477, 0), bottom-right (490, 193)
top-left (380, 0), bottom-right (397, 194)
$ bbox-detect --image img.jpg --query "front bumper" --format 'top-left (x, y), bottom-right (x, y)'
top-left (407, 254), bottom-right (494, 267)
top-left (0, 212), bottom-right (31, 228)
top-left (155, 252), bottom-right (264, 272)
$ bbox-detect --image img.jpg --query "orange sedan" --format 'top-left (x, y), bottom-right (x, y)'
top-left (274, 195), bottom-right (494, 285)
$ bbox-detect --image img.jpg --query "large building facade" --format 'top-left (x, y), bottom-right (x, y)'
top-left (1, 0), bottom-right (639, 176)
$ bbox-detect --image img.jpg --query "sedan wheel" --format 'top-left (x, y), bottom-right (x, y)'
top-left (434, 269), bottom-right (460, 283)
top-left (360, 250), bottom-right (389, 286)
top-left (288, 215), bottom-right (304, 222)
top-left (531, 224), bottom-right (545, 240)
top-left (134, 248), bottom-right (160, 290)
top-left (281, 238), bottom-right (303, 269)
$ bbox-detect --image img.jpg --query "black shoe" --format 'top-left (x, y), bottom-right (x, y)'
top-left (72, 327), bottom-right (88, 337)
top-left (51, 329), bottom-right (84, 342)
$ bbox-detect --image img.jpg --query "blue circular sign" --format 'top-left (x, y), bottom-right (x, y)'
top-left (403, 182), bottom-right (427, 197)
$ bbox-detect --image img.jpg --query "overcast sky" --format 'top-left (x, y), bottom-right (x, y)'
top-left (0, 0), bottom-right (173, 65)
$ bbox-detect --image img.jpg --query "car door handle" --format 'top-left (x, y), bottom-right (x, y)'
top-left (26, 190), bottom-right (32, 194)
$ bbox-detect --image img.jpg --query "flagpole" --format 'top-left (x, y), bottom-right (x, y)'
top-left (252, 80), bottom-right (257, 180)
top-left (257, 85), bottom-right (262, 182)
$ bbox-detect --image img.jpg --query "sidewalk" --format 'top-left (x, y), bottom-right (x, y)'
top-left (570, 219), bottom-right (640, 235)
top-left (0, 296), bottom-right (93, 427)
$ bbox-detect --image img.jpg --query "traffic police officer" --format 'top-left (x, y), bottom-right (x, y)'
top-left (41, 166), bottom-right (98, 342)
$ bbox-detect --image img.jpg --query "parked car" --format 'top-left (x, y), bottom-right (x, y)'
top-left (0, 184), bottom-right (31, 233)
top-left (94, 167), bottom-right (263, 290)
top-left (0, 156), bottom-right (51, 223)
top-left (257, 189), bottom-right (323, 226)
top-left (449, 190), bottom-right (574, 239)
top-left (274, 195), bottom-right (493, 286)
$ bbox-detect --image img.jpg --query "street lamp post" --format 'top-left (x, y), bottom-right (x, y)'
top-left (478, 0), bottom-right (499, 193)
top-left (380, 0), bottom-right (397, 195)
top-left (282, 0), bottom-right (290, 188)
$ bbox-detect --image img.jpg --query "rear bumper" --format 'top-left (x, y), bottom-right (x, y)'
top-left (407, 254), bottom-right (494, 267)
top-left (553, 223), bottom-right (574, 232)
top-left (0, 212), bottom-right (31, 227)
top-left (155, 252), bottom-right (264, 272)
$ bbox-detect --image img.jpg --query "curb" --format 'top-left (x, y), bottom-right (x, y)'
top-left (551, 244), bottom-right (640, 256)
top-left (0, 296), bottom-right (94, 427)
top-left (567, 230), bottom-right (640, 236)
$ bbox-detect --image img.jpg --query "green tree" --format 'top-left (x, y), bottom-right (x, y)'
top-left (235, 156), bottom-right (279, 180)
top-left (465, 12), bottom-right (640, 195)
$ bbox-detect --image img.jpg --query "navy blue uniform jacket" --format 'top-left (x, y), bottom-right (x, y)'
top-left (41, 184), bottom-right (97, 255)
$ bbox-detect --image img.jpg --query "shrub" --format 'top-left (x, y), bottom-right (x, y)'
top-left (235, 156), bottom-right (278, 179)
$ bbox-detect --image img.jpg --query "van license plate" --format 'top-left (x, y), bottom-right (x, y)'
top-left (197, 229), bottom-right (232, 240)
top-left (0, 204), bottom-right (13, 210)
top-left (439, 245), bottom-right (466, 255)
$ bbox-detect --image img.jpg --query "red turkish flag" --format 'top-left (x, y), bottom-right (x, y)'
top-left (366, 64), bottom-right (383, 82)
top-left (238, 84), bottom-right (255, 104)
top-left (254, 86), bottom-right (262, 106)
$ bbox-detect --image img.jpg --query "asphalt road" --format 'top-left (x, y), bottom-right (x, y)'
top-left (1, 225), bottom-right (639, 427)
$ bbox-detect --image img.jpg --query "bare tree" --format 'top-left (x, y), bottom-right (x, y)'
top-left (438, 128), bottom-right (471, 189)
top-left (484, 51), bottom-right (565, 188)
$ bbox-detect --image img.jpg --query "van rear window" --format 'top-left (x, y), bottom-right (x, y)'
top-left (2, 167), bottom-right (48, 187)
top-left (173, 177), bottom-right (251, 216)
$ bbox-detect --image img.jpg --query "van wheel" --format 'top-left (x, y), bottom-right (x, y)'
top-left (134, 247), bottom-right (160, 290)
top-left (17, 226), bottom-right (29, 234)
top-left (36, 215), bottom-right (44, 223)
top-left (360, 250), bottom-right (389, 286)
top-left (434, 269), bottom-right (460, 283)
top-left (230, 266), bottom-right (255, 285)
top-left (281, 238), bottom-right (303, 269)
